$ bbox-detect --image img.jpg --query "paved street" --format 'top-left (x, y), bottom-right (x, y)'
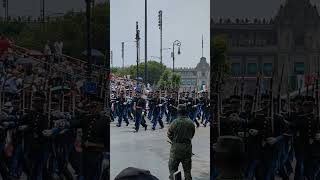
top-left (110, 119), bottom-right (210, 180)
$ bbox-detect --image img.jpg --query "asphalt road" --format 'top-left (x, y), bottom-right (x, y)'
top-left (110, 118), bottom-right (210, 180)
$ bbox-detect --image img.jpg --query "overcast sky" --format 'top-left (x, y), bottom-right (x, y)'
top-left (0, 0), bottom-right (104, 18)
top-left (211, 0), bottom-right (320, 19)
top-left (110, 0), bottom-right (210, 68)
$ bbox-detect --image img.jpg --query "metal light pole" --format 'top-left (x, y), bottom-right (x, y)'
top-left (3, 0), bottom-right (8, 21)
top-left (158, 10), bottom-right (163, 67)
top-left (41, 0), bottom-right (45, 22)
top-left (85, 0), bottom-right (92, 79)
top-left (136, 21), bottom-right (140, 81)
top-left (144, 0), bottom-right (148, 86)
top-left (110, 50), bottom-right (113, 68)
top-left (121, 42), bottom-right (125, 69)
top-left (172, 40), bottom-right (181, 73)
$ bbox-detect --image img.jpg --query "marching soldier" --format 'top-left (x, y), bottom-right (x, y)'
top-left (168, 91), bottom-right (178, 123)
top-left (133, 88), bottom-right (147, 132)
top-left (20, 92), bottom-right (51, 180)
top-left (116, 91), bottom-right (129, 127)
top-left (147, 91), bottom-right (154, 121)
top-left (186, 91), bottom-right (200, 128)
top-left (292, 96), bottom-right (320, 180)
top-left (201, 91), bottom-right (211, 127)
top-left (151, 91), bottom-right (164, 130)
top-left (219, 95), bottom-right (244, 136)
top-left (248, 94), bottom-right (288, 180)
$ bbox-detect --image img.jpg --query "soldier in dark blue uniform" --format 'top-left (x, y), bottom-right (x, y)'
top-left (292, 96), bottom-right (320, 180)
top-left (248, 94), bottom-right (288, 180)
top-left (147, 91), bottom-right (154, 121)
top-left (151, 91), bottom-right (164, 130)
top-left (168, 91), bottom-right (178, 123)
top-left (219, 95), bottom-right (245, 137)
top-left (134, 88), bottom-right (147, 132)
top-left (116, 91), bottom-right (129, 127)
top-left (20, 92), bottom-right (51, 180)
top-left (201, 91), bottom-right (211, 127)
top-left (186, 92), bottom-right (200, 128)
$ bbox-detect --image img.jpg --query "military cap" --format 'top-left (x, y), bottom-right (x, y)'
top-left (293, 95), bottom-right (304, 103)
top-left (229, 95), bottom-right (240, 103)
top-left (135, 87), bottom-right (142, 94)
top-left (114, 167), bottom-right (159, 180)
top-left (33, 92), bottom-right (46, 101)
top-left (3, 102), bottom-right (13, 107)
top-left (261, 94), bottom-right (270, 101)
top-left (213, 136), bottom-right (245, 154)
top-left (177, 104), bottom-right (187, 111)
top-left (244, 95), bottom-right (254, 101)
top-left (303, 96), bottom-right (315, 105)
top-left (222, 98), bottom-right (230, 104)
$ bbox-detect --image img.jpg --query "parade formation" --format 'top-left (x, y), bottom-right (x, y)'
top-left (110, 76), bottom-right (211, 132)
top-left (0, 38), bottom-right (109, 180)
top-left (212, 71), bottom-right (320, 180)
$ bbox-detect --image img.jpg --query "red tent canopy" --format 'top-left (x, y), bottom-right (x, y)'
top-left (0, 39), bottom-right (10, 52)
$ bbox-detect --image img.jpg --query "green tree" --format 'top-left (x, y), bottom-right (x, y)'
top-left (157, 70), bottom-right (181, 91)
top-left (211, 34), bottom-right (230, 82)
top-left (158, 69), bottom-right (172, 89)
top-left (122, 61), bottom-right (166, 84)
top-left (171, 72), bottom-right (181, 90)
top-left (15, 2), bottom-right (108, 59)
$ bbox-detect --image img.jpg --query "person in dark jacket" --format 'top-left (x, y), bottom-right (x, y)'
top-left (71, 96), bottom-right (108, 180)
top-left (114, 167), bottom-right (159, 180)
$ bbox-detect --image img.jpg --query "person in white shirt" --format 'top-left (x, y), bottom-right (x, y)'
top-left (44, 40), bottom-right (52, 62)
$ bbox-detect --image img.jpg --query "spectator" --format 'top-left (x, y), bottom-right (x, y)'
top-left (213, 136), bottom-right (248, 180)
top-left (114, 167), bottom-right (159, 180)
top-left (44, 40), bottom-right (52, 62)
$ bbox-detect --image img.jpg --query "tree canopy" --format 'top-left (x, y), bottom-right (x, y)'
top-left (1, 2), bottom-right (108, 60)
top-left (211, 34), bottom-right (230, 81)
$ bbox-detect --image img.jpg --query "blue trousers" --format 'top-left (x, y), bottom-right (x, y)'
top-left (80, 150), bottom-right (103, 180)
top-left (152, 112), bottom-right (163, 129)
top-left (31, 143), bottom-right (50, 180)
top-left (117, 107), bottom-right (128, 126)
top-left (170, 113), bottom-right (177, 123)
top-left (135, 110), bottom-right (143, 131)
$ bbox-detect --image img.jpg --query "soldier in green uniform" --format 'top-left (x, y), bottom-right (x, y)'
top-left (167, 104), bottom-right (195, 180)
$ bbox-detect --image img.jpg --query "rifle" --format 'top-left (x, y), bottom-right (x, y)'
top-left (252, 73), bottom-right (260, 117)
top-left (213, 67), bottom-right (222, 141)
top-left (287, 63), bottom-right (291, 117)
top-left (240, 74), bottom-right (245, 112)
top-left (317, 59), bottom-right (320, 126)
top-left (277, 64), bottom-right (284, 114)
top-left (270, 71), bottom-right (275, 135)
top-left (234, 76), bottom-right (239, 95)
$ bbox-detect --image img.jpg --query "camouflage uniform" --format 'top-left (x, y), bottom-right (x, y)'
top-left (167, 104), bottom-right (195, 180)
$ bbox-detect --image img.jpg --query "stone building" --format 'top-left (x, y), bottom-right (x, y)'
top-left (175, 57), bottom-right (210, 92)
top-left (212, 0), bottom-right (320, 97)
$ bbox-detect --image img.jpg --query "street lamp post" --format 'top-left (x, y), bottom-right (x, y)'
top-left (172, 40), bottom-right (181, 73)
top-left (136, 22), bottom-right (140, 81)
top-left (85, 0), bottom-right (92, 79)
top-left (144, 0), bottom-right (148, 86)
top-left (41, 0), bottom-right (45, 23)
top-left (121, 42), bottom-right (125, 69)
top-left (158, 10), bottom-right (163, 67)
